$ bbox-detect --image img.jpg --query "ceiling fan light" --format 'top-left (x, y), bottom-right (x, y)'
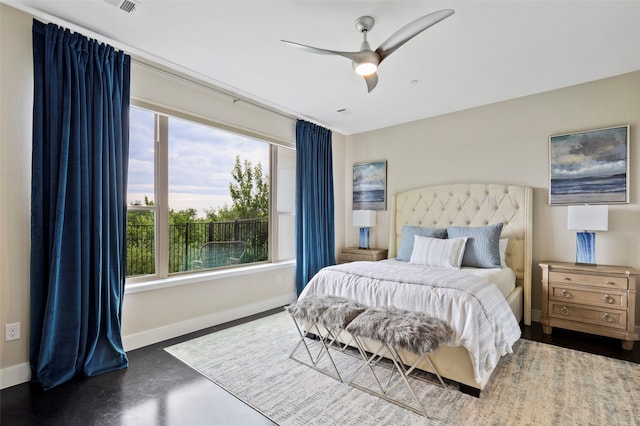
top-left (355, 62), bottom-right (377, 76)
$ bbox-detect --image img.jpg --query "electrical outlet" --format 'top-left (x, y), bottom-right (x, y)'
top-left (5, 322), bottom-right (20, 341)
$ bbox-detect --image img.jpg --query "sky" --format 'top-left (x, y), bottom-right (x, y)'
top-left (127, 106), bottom-right (270, 217)
top-left (353, 161), bottom-right (386, 191)
top-left (549, 126), bottom-right (627, 180)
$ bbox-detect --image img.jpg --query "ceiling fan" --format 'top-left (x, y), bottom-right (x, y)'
top-left (281, 9), bottom-right (454, 93)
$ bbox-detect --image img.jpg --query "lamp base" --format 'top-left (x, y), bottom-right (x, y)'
top-left (575, 231), bottom-right (596, 264)
top-left (359, 227), bottom-right (370, 249)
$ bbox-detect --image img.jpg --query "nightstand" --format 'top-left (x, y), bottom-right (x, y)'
top-left (338, 247), bottom-right (388, 264)
top-left (539, 261), bottom-right (638, 350)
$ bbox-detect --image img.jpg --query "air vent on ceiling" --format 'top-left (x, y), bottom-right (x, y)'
top-left (117, 0), bottom-right (140, 13)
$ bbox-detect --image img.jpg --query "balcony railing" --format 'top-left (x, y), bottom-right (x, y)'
top-left (126, 217), bottom-right (268, 277)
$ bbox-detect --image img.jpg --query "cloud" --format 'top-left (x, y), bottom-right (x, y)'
top-left (128, 107), bottom-right (270, 216)
top-left (551, 159), bottom-right (626, 179)
top-left (550, 127), bottom-right (627, 179)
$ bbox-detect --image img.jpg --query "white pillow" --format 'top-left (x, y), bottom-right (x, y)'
top-left (499, 238), bottom-right (508, 268)
top-left (409, 235), bottom-right (468, 269)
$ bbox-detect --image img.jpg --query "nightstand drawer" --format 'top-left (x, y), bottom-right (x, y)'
top-left (340, 252), bottom-right (371, 262)
top-left (338, 248), bottom-right (388, 264)
top-left (549, 271), bottom-right (628, 290)
top-left (549, 302), bottom-right (627, 330)
top-left (549, 285), bottom-right (627, 309)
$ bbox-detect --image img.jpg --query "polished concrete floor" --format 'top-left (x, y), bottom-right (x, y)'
top-left (2, 309), bottom-right (638, 426)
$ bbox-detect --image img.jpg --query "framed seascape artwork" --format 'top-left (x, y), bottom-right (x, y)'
top-left (549, 125), bottom-right (629, 205)
top-left (353, 161), bottom-right (387, 210)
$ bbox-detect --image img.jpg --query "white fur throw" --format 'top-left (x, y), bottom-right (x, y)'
top-left (346, 307), bottom-right (454, 356)
top-left (286, 295), bottom-right (367, 328)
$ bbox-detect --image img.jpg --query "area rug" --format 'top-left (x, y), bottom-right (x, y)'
top-left (165, 311), bottom-right (639, 425)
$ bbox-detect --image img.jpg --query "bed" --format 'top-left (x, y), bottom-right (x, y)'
top-left (298, 183), bottom-right (532, 394)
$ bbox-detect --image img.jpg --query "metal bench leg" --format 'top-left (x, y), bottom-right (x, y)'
top-left (288, 314), bottom-right (343, 382)
top-left (348, 336), bottom-right (447, 418)
top-left (349, 337), bottom-right (390, 394)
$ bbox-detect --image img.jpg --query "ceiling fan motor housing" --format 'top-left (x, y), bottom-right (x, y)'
top-left (355, 16), bottom-right (375, 33)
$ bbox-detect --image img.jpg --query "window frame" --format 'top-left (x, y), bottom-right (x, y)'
top-left (126, 99), bottom-right (293, 285)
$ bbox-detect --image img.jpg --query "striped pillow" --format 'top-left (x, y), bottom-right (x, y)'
top-left (396, 225), bottom-right (448, 262)
top-left (409, 235), bottom-right (468, 269)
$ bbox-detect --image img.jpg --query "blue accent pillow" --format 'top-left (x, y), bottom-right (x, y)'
top-left (396, 225), bottom-right (447, 261)
top-left (447, 223), bottom-right (504, 268)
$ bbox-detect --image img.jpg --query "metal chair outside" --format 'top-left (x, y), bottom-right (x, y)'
top-left (193, 241), bottom-right (246, 269)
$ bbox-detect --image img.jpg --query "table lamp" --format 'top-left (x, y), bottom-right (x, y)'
top-left (353, 210), bottom-right (376, 249)
top-left (567, 205), bottom-right (608, 264)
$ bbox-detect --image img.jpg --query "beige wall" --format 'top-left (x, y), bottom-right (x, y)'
top-left (0, 4), bottom-right (35, 386)
top-left (342, 71), bottom-right (640, 321)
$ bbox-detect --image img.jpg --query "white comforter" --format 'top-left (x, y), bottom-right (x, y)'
top-left (299, 259), bottom-right (522, 384)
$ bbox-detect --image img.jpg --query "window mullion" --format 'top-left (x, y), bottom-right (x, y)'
top-left (156, 114), bottom-right (170, 278)
top-left (269, 145), bottom-right (276, 262)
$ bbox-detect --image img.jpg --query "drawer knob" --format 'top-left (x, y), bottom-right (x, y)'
top-left (603, 294), bottom-right (615, 304)
top-left (560, 307), bottom-right (569, 316)
top-left (602, 313), bottom-right (614, 322)
top-left (604, 281), bottom-right (614, 285)
top-left (563, 277), bottom-right (571, 281)
top-left (561, 289), bottom-right (571, 298)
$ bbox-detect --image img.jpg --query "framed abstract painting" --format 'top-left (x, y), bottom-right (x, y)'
top-left (549, 125), bottom-right (629, 205)
top-left (353, 161), bottom-right (387, 210)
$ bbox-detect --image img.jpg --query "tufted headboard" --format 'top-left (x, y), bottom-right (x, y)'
top-left (388, 183), bottom-right (533, 325)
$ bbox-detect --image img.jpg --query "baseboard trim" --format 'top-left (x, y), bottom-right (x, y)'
top-left (122, 293), bottom-right (296, 351)
top-left (0, 362), bottom-right (31, 390)
top-left (531, 309), bottom-right (542, 323)
top-left (0, 293), bottom-right (296, 390)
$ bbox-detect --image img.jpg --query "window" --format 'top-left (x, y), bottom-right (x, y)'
top-left (126, 104), bottom-right (293, 281)
top-left (127, 107), bottom-right (157, 276)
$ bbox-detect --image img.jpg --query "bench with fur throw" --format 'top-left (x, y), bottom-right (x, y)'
top-left (346, 306), bottom-right (454, 356)
top-left (286, 295), bottom-right (367, 329)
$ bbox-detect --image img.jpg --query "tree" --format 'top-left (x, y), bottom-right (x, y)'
top-left (126, 196), bottom-right (155, 276)
top-left (202, 156), bottom-right (270, 263)
top-left (230, 155), bottom-right (268, 219)
top-left (205, 155), bottom-right (269, 221)
top-left (169, 207), bottom-right (198, 224)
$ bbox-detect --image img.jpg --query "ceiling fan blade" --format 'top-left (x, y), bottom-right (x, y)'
top-left (281, 40), bottom-right (371, 63)
top-left (364, 73), bottom-right (378, 93)
top-left (375, 9), bottom-right (454, 62)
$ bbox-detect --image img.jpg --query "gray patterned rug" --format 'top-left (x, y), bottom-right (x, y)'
top-left (165, 311), bottom-right (639, 425)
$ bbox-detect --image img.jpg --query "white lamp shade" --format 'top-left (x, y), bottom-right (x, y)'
top-left (567, 205), bottom-right (608, 231)
top-left (353, 210), bottom-right (376, 227)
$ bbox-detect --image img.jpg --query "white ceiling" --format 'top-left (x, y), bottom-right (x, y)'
top-left (8, 0), bottom-right (640, 135)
